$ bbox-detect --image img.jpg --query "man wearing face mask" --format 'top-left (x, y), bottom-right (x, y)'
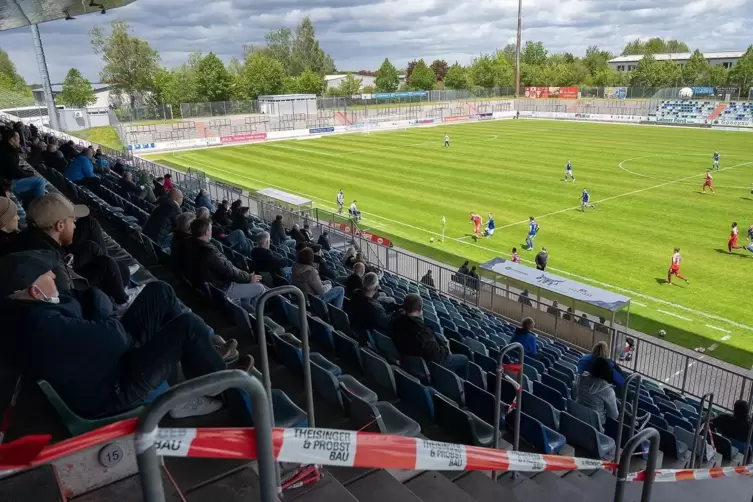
top-left (0, 250), bottom-right (250, 420)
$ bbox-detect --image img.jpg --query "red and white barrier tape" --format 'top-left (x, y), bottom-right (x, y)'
top-left (626, 465), bottom-right (753, 483)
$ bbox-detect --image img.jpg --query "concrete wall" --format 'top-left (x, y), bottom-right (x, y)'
top-left (57, 108), bottom-right (111, 131)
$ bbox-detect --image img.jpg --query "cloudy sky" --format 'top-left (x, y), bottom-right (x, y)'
top-left (0, 0), bottom-right (751, 83)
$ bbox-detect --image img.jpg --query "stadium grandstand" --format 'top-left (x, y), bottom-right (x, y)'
top-left (2, 3), bottom-right (753, 502)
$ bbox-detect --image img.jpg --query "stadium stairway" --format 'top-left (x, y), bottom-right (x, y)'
top-left (707, 103), bottom-right (727, 121)
top-left (1, 159), bottom-right (752, 501)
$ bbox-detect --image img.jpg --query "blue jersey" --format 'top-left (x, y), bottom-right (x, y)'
top-left (487, 217), bottom-right (495, 230)
top-left (714, 153), bottom-right (719, 161)
top-left (528, 221), bottom-right (539, 236)
top-left (582, 191), bottom-right (590, 203)
top-left (566, 162), bottom-right (572, 171)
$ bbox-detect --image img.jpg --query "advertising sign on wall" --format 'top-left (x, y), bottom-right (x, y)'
top-left (309, 127), bottom-right (335, 134)
top-left (373, 91), bottom-right (428, 100)
top-left (128, 143), bottom-right (156, 151)
top-left (605, 87), bottom-right (627, 100)
top-left (442, 115), bottom-right (471, 123)
top-left (327, 221), bottom-right (392, 247)
top-left (524, 87), bottom-right (578, 99)
top-left (220, 132), bottom-right (267, 145)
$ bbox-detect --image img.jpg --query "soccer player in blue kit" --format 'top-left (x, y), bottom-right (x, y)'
top-left (564, 160), bottom-right (575, 181)
top-left (525, 216), bottom-right (539, 250)
top-left (713, 151), bottom-right (720, 170)
top-left (581, 189), bottom-right (596, 212)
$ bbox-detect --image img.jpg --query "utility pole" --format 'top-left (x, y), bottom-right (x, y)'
top-left (515, 0), bottom-right (523, 98)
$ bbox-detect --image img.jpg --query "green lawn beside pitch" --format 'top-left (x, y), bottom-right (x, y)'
top-left (145, 120), bottom-right (753, 369)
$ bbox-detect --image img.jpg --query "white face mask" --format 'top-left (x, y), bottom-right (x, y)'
top-left (34, 285), bottom-right (60, 304)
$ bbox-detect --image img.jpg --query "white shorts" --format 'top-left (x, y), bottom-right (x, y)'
top-left (713, 161), bottom-right (719, 167)
top-left (484, 228), bottom-right (495, 236)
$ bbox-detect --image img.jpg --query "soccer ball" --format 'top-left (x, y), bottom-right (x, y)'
top-left (679, 88), bottom-right (693, 100)
top-left (429, 237), bottom-right (435, 243)
top-left (658, 329), bottom-right (667, 338)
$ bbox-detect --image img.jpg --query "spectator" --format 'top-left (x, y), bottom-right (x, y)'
top-left (289, 223), bottom-right (307, 245)
top-left (171, 212), bottom-right (195, 278)
top-left (342, 247), bottom-right (359, 268)
top-left (317, 231), bottom-right (331, 251)
top-left (518, 288), bottom-right (533, 307)
top-left (579, 313), bottom-right (593, 329)
top-left (292, 247), bottom-right (344, 308)
top-left (0, 196), bottom-right (20, 249)
top-left (510, 317), bottom-right (538, 356)
top-left (420, 270), bottom-right (435, 288)
top-left (711, 400), bottom-right (752, 443)
top-left (457, 260), bottom-right (470, 276)
top-left (93, 150), bottom-right (110, 174)
top-left (143, 189), bottom-right (183, 248)
top-left (195, 189), bottom-right (215, 213)
top-left (547, 300), bottom-right (560, 318)
top-left (250, 231), bottom-right (288, 278)
top-left (344, 262), bottom-right (365, 297)
top-left (162, 173), bottom-right (174, 191)
top-left (111, 159), bottom-right (125, 176)
top-left (389, 294), bottom-right (469, 378)
top-left (59, 140), bottom-right (77, 161)
top-left (301, 224), bottom-right (313, 242)
top-left (187, 218), bottom-right (266, 310)
top-left (563, 307), bottom-right (574, 321)
top-left (195, 207), bottom-right (210, 221)
top-left (577, 341), bottom-right (626, 387)
top-left (575, 356), bottom-right (619, 427)
top-left (64, 147), bottom-right (100, 189)
top-left (152, 176), bottom-right (167, 198)
top-left (229, 199), bottom-right (242, 217)
top-left (19, 194), bottom-right (139, 309)
top-left (231, 206), bottom-right (254, 236)
top-left (0, 251), bottom-right (249, 419)
top-left (119, 171), bottom-right (156, 202)
top-left (0, 129), bottom-right (46, 205)
top-left (468, 266), bottom-right (480, 290)
top-left (595, 316), bottom-right (610, 334)
top-left (212, 200), bottom-right (232, 227)
top-left (347, 272), bottom-right (391, 344)
top-left (43, 144), bottom-right (68, 172)
top-left (349, 200), bottom-right (361, 220)
top-left (27, 141), bottom-right (46, 169)
top-left (535, 247), bottom-right (548, 271)
top-left (270, 215), bottom-right (295, 248)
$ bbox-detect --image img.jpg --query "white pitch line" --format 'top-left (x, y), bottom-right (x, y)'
top-left (656, 309), bottom-right (693, 322)
top-left (706, 324), bottom-right (732, 334)
top-left (167, 145), bottom-right (753, 334)
top-left (632, 301), bottom-right (647, 307)
top-left (618, 154), bottom-right (753, 189)
top-left (665, 355), bottom-right (706, 383)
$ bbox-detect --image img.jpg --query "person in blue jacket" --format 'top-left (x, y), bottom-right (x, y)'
top-left (577, 340), bottom-right (626, 387)
top-left (194, 189), bottom-right (215, 213)
top-left (64, 147), bottom-right (99, 188)
top-left (510, 317), bottom-right (538, 356)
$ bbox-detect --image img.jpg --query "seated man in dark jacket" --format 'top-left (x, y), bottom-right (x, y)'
top-left (0, 250), bottom-right (250, 419)
top-left (171, 212), bottom-right (195, 278)
top-left (0, 129), bottom-right (46, 205)
top-left (43, 143), bottom-right (68, 172)
top-left (346, 272), bottom-right (391, 345)
top-left (143, 189), bottom-right (183, 248)
top-left (212, 199), bottom-right (232, 227)
top-left (186, 218), bottom-right (265, 310)
top-left (344, 262), bottom-right (365, 297)
top-left (389, 293), bottom-right (469, 378)
top-left (317, 231), bottom-right (331, 251)
top-left (711, 400), bottom-right (752, 443)
top-left (119, 171), bottom-right (156, 202)
top-left (270, 215), bottom-right (296, 248)
top-left (250, 231), bottom-right (288, 278)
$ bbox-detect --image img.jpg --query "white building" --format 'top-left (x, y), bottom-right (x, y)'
top-left (31, 83), bottom-right (113, 110)
top-left (608, 51), bottom-right (744, 73)
top-left (324, 74), bottom-right (407, 91)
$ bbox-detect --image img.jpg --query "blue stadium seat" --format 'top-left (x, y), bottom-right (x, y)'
top-left (394, 367), bottom-right (435, 419)
top-left (402, 356), bottom-right (431, 384)
top-left (467, 361), bottom-right (487, 390)
top-left (526, 358), bottom-right (546, 376)
top-left (559, 412), bottom-right (616, 459)
top-left (567, 399), bottom-right (603, 432)
top-left (373, 330), bottom-right (401, 365)
top-left (533, 381), bottom-right (566, 411)
top-left (464, 338), bottom-right (488, 357)
top-left (309, 316), bottom-right (335, 352)
top-left (308, 293), bottom-right (330, 322)
top-left (360, 348), bottom-right (397, 397)
top-left (449, 339), bottom-right (474, 360)
top-left (521, 391), bottom-right (560, 431)
top-left (342, 384), bottom-right (421, 437)
top-left (541, 373), bottom-right (571, 399)
top-left (658, 426), bottom-right (690, 462)
top-left (432, 393), bottom-right (494, 447)
top-left (473, 352), bottom-right (497, 373)
top-left (333, 330), bottom-right (363, 371)
top-left (430, 362), bottom-right (465, 406)
top-left (328, 304), bottom-right (355, 338)
top-left (311, 361), bottom-right (377, 411)
top-left (464, 380), bottom-right (504, 427)
top-left (512, 411), bottom-right (567, 454)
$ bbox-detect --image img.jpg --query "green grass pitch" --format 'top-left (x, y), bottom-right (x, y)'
top-left (144, 119), bottom-right (753, 368)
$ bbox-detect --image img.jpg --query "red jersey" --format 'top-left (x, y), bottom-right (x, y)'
top-left (471, 214), bottom-right (481, 225)
top-left (512, 253), bottom-right (520, 263)
top-left (706, 172), bottom-right (712, 183)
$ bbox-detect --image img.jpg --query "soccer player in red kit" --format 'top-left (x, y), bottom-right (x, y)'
top-left (729, 222), bottom-right (742, 253)
top-left (667, 248), bottom-right (689, 285)
top-left (470, 213), bottom-right (482, 237)
top-left (511, 247), bottom-right (521, 263)
top-left (702, 170), bottom-right (714, 193)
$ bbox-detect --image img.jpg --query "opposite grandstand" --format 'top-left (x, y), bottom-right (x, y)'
top-left (145, 117), bottom-right (753, 366)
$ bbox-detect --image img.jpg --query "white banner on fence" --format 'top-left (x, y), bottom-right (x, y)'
top-left (129, 137), bottom-right (219, 152)
top-left (268, 129), bottom-right (310, 140)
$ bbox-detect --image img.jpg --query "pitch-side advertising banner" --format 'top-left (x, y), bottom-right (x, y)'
top-left (220, 132), bottom-right (267, 145)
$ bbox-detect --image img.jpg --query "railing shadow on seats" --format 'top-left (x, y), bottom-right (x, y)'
top-left (613, 428), bottom-right (660, 502)
top-left (614, 373), bottom-right (641, 463)
top-left (135, 371), bottom-right (278, 502)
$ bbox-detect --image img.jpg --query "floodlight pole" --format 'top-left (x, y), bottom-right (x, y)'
top-left (514, 0), bottom-right (523, 98)
top-left (30, 24), bottom-right (61, 131)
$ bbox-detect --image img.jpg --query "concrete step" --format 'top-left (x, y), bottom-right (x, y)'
top-left (452, 471), bottom-right (522, 502)
top-left (0, 466), bottom-right (63, 502)
top-left (72, 470), bottom-right (183, 502)
top-left (343, 470), bottom-right (422, 502)
top-left (404, 471), bottom-right (477, 502)
top-left (530, 471), bottom-right (593, 502)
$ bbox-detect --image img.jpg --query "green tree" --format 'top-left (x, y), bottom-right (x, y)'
top-left (0, 49), bottom-right (30, 96)
top-left (622, 38), bottom-right (689, 56)
top-left (295, 68), bottom-right (325, 95)
top-left (521, 41), bottom-right (547, 66)
top-left (583, 45), bottom-right (613, 76)
top-left (444, 62), bottom-right (468, 90)
top-left (57, 68), bottom-right (96, 108)
top-left (362, 84), bottom-right (375, 94)
top-left (375, 58), bottom-right (399, 92)
top-left (665, 40), bottom-right (690, 53)
top-left (264, 27), bottom-right (294, 75)
top-left (239, 52), bottom-right (285, 99)
top-left (90, 20), bottom-right (160, 108)
top-left (681, 49), bottom-right (709, 86)
top-left (704, 65), bottom-right (728, 86)
top-left (408, 59), bottom-right (435, 90)
top-left (501, 43), bottom-right (517, 65)
top-left (728, 46), bottom-right (753, 91)
top-left (520, 62), bottom-right (545, 86)
top-left (593, 68), bottom-right (624, 86)
top-left (292, 16), bottom-right (336, 76)
top-left (629, 54), bottom-right (658, 86)
top-left (337, 73), bottom-right (362, 96)
top-left (430, 59), bottom-right (449, 81)
top-left (470, 54), bottom-right (497, 88)
top-left (654, 61), bottom-right (682, 87)
top-left (195, 52), bottom-right (233, 101)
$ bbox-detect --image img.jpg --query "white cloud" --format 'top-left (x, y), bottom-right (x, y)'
top-left (0, 0), bottom-right (750, 83)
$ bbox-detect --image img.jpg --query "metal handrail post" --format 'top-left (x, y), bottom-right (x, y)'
top-left (689, 392), bottom-right (713, 469)
top-left (491, 342), bottom-right (524, 481)
top-left (255, 285), bottom-right (315, 428)
top-left (135, 371), bottom-right (278, 502)
top-left (745, 384), bottom-right (753, 464)
top-left (613, 428), bottom-right (660, 502)
top-left (614, 373), bottom-right (642, 462)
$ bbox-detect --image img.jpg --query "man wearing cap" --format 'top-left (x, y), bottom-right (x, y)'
top-left (143, 189), bottom-right (184, 248)
top-left (0, 251), bottom-right (250, 419)
top-left (13, 194), bottom-right (139, 307)
top-left (0, 196), bottom-right (20, 249)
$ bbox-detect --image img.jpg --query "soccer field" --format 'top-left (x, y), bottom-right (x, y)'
top-left (144, 119), bottom-right (753, 368)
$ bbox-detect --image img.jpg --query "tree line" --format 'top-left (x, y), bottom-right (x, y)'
top-left (2, 22), bottom-right (753, 112)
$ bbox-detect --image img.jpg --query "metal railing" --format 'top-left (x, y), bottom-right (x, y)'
top-left (613, 428), bottom-right (660, 502)
top-left (492, 342), bottom-right (524, 481)
top-left (614, 373), bottom-right (642, 463)
top-left (136, 371), bottom-right (278, 502)
top-left (96, 126), bottom-right (753, 414)
top-left (689, 393), bottom-right (714, 469)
